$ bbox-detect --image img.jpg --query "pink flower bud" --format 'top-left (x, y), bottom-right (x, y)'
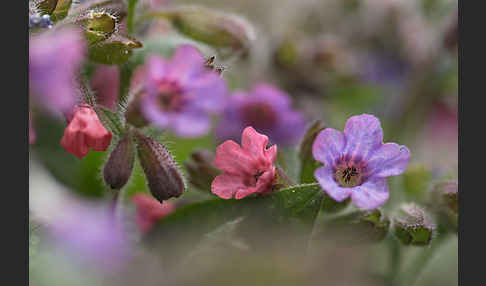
top-left (132, 194), bottom-right (176, 233)
top-left (60, 105), bottom-right (112, 159)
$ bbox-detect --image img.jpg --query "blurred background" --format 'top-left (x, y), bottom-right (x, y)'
top-left (29, 0), bottom-right (458, 285)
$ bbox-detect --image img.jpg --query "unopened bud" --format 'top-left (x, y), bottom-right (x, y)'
top-left (429, 181), bottom-right (458, 232)
top-left (392, 203), bottom-right (435, 246)
top-left (299, 120), bottom-right (326, 184)
top-left (326, 209), bottom-right (390, 243)
top-left (184, 149), bottom-right (221, 192)
top-left (135, 132), bottom-right (185, 202)
top-left (148, 6), bottom-right (255, 58)
top-left (103, 133), bottom-right (135, 190)
top-left (76, 10), bottom-right (117, 44)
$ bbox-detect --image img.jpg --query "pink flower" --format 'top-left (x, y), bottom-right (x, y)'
top-left (132, 194), bottom-right (176, 233)
top-left (60, 105), bottom-right (112, 159)
top-left (211, 126), bottom-right (277, 199)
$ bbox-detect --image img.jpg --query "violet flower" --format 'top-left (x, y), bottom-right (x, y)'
top-left (312, 114), bottom-right (410, 210)
top-left (29, 28), bottom-right (85, 114)
top-left (216, 83), bottom-right (306, 146)
top-left (48, 200), bottom-right (129, 269)
top-left (140, 44), bottom-right (228, 137)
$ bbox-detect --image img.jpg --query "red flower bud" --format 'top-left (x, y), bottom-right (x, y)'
top-left (132, 194), bottom-right (176, 234)
top-left (60, 105), bottom-right (112, 159)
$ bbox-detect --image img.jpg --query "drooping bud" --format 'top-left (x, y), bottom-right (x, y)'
top-left (184, 149), bottom-right (221, 192)
top-left (299, 120), bottom-right (326, 184)
top-left (147, 6), bottom-right (256, 58)
top-left (103, 133), bottom-right (135, 190)
top-left (135, 132), bottom-right (185, 202)
top-left (88, 33), bottom-right (143, 64)
top-left (402, 163), bottom-right (432, 201)
top-left (392, 203), bottom-right (435, 246)
top-left (325, 209), bottom-right (390, 243)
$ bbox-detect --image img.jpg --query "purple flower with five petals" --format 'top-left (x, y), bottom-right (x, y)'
top-left (216, 83), bottom-right (306, 146)
top-left (141, 44), bottom-right (228, 137)
top-left (312, 114), bottom-right (410, 210)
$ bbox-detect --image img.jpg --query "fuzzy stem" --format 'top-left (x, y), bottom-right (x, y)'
top-left (386, 236), bottom-right (402, 286)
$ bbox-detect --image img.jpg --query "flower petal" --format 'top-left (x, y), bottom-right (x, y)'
top-left (343, 114), bottom-right (383, 160)
top-left (211, 173), bottom-right (247, 199)
top-left (140, 96), bottom-right (170, 128)
top-left (367, 143), bottom-right (411, 178)
top-left (351, 178), bottom-right (389, 210)
top-left (170, 111), bottom-right (210, 137)
top-left (166, 45), bottom-right (205, 84)
top-left (314, 166), bottom-right (352, 202)
top-left (214, 140), bottom-right (255, 175)
top-left (312, 128), bottom-right (346, 167)
top-left (184, 71), bottom-right (228, 113)
top-left (264, 145), bottom-right (278, 164)
top-left (241, 126), bottom-right (269, 160)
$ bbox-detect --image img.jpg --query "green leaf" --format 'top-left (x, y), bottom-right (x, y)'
top-left (88, 33), bottom-right (143, 65)
top-left (146, 183), bottom-right (323, 265)
top-left (298, 120), bottom-right (326, 184)
top-left (50, 0), bottom-right (72, 22)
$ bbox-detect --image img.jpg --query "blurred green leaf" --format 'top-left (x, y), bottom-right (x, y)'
top-left (146, 183), bottom-right (323, 265)
top-left (298, 121), bottom-right (325, 184)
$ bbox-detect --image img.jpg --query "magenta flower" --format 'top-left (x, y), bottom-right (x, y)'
top-left (312, 114), bottom-right (410, 210)
top-left (29, 28), bottom-right (85, 114)
top-left (216, 83), bottom-right (306, 146)
top-left (211, 126), bottom-right (277, 199)
top-left (140, 44), bottom-right (228, 137)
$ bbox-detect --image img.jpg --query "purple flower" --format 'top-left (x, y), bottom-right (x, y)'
top-left (216, 83), bottom-right (306, 146)
top-left (48, 199), bottom-right (129, 269)
top-left (312, 114), bottom-right (410, 210)
top-left (140, 44), bottom-right (228, 137)
top-left (29, 28), bottom-right (85, 114)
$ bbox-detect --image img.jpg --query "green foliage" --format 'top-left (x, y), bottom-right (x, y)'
top-left (146, 183), bottom-right (324, 265)
top-left (298, 120), bottom-right (326, 184)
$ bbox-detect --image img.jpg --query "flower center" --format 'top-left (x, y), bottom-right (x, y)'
top-left (156, 82), bottom-right (184, 112)
top-left (241, 103), bottom-right (277, 129)
top-left (333, 156), bottom-right (367, 188)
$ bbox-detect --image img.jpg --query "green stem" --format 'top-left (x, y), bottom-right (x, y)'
top-left (127, 0), bottom-right (138, 35)
top-left (397, 234), bottom-right (448, 286)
